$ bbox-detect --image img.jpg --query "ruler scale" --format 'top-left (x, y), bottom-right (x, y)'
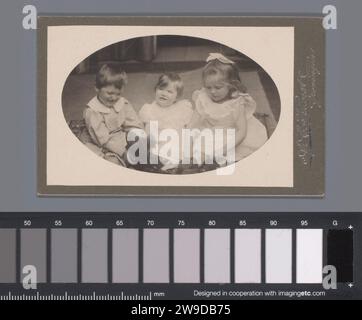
top-left (0, 213), bottom-right (359, 300)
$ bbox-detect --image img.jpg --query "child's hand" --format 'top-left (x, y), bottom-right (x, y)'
top-left (191, 90), bottom-right (201, 102)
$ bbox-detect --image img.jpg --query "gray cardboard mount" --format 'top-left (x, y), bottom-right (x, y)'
top-left (37, 16), bottom-right (325, 196)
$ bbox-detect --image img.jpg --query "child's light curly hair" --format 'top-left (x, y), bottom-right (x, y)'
top-left (95, 63), bottom-right (128, 90)
top-left (202, 56), bottom-right (247, 94)
top-left (155, 73), bottom-right (184, 98)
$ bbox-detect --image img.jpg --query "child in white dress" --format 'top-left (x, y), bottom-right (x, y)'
top-left (139, 73), bottom-right (194, 171)
top-left (189, 53), bottom-right (268, 164)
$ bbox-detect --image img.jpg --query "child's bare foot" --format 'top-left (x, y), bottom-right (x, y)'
top-left (161, 162), bottom-right (179, 171)
top-left (104, 152), bottom-right (126, 166)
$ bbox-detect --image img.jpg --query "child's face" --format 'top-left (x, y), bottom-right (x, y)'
top-left (203, 74), bottom-right (231, 103)
top-left (96, 85), bottom-right (122, 108)
top-left (155, 83), bottom-right (178, 108)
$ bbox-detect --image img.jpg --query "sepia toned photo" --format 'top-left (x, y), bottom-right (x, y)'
top-left (63, 36), bottom-right (279, 174)
top-left (38, 16), bottom-right (325, 196)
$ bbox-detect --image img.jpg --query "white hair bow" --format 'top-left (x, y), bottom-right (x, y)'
top-left (206, 53), bottom-right (234, 64)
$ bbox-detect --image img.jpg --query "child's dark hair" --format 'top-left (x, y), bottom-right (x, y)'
top-left (95, 63), bottom-right (127, 90)
top-left (155, 73), bottom-right (184, 98)
top-left (202, 59), bottom-right (247, 93)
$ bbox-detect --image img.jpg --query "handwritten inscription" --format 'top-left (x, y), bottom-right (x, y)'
top-left (295, 48), bottom-right (321, 167)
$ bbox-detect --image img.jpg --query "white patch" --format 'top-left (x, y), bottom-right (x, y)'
top-left (22, 5), bottom-right (37, 30)
top-left (22, 265), bottom-right (37, 290)
top-left (322, 5), bottom-right (337, 30)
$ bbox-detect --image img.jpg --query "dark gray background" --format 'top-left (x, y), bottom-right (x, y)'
top-left (0, 0), bottom-right (359, 212)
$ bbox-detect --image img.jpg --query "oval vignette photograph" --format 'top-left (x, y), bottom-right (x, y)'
top-left (61, 35), bottom-right (281, 175)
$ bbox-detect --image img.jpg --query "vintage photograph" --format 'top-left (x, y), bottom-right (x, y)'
top-left (38, 17), bottom-right (324, 195)
top-left (62, 35), bottom-right (280, 175)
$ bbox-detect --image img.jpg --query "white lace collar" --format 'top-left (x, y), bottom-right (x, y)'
top-left (87, 96), bottom-right (125, 114)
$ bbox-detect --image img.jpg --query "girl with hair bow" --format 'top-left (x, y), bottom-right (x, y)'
top-left (189, 53), bottom-right (268, 164)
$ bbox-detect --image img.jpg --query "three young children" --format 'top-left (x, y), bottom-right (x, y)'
top-left (82, 53), bottom-right (268, 171)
